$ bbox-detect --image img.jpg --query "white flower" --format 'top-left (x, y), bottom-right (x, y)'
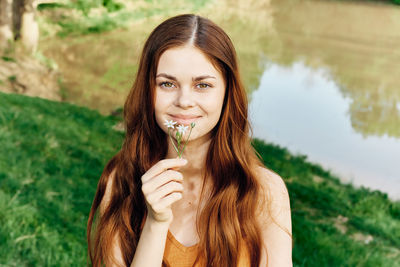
top-left (164, 119), bottom-right (177, 129)
top-left (176, 125), bottom-right (189, 134)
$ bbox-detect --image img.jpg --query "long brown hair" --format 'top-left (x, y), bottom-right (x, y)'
top-left (87, 14), bottom-right (268, 267)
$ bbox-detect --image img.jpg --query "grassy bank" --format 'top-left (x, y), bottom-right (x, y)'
top-left (0, 92), bottom-right (399, 266)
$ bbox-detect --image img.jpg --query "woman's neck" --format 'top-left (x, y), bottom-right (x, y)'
top-left (166, 135), bottom-right (211, 180)
top-left (167, 135), bottom-right (212, 222)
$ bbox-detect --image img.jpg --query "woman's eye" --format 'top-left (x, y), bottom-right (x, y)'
top-left (159, 82), bottom-right (175, 88)
top-left (158, 81), bottom-right (211, 90)
top-left (197, 83), bottom-right (211, 89)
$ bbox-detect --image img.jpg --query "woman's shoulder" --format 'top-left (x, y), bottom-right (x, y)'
top-left (252, 165), bottom-right (293, 266)
top-left (252, 165), bottom-right (291, 224)
top-left (253, 165), bottom-right (289, 200)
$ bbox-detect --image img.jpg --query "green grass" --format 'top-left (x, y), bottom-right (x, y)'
top-left (0, 92), bottom-right (123, 266)
top-left (0, 92), bottom-right (399, 266)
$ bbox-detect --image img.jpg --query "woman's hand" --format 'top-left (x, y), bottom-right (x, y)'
top-left (141, 158), bottom-right (187, 224)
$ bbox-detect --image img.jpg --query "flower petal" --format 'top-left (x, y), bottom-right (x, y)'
top-left (164, 119), bottom-right (178, 129)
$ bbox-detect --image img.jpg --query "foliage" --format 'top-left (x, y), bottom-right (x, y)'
top-left (33, 51), bottom-right (58, 71)
top-left (7, 75), bottom-right (16, 82)
top-left (38, 0), bottom-right (214, 38)
top-left (0, 92), bottom-right (123, 266)
top-left (70, 0), bottom-right (124, 16)
top-left (37, 0), bottom-right (128, 37)
top-left (38, 0), bottom-right (124, 14)
top-left (102, 0), bottom-right (125, 12)
top-left (1, 56), bottom-right (16, 62)
top-left (37, 3), bottom-right (68, 11)
top-left (0, 92), bottom-right (399, 266)
top-left (56, 13), bottom-right (129, 37)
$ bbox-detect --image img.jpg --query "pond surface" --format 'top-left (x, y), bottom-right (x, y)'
top-left (248, 0), bottom-right (400, 200)
top-left (249, 61), bottom-right (400, 200)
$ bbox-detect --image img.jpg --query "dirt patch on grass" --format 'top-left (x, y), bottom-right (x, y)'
top-left (0, 52), bottom-right (61, 101)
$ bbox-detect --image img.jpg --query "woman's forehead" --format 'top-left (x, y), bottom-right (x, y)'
top-left (156, 45), bottom-right (223, 79)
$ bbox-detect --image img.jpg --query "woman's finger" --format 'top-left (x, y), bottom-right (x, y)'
top-left (145, 181), bottom-right (183, 204)
top-left (141, 158), bottom-right (187, 183)
top-left (141, 170), bottom-right (183, 195)
top-left (152, 192), bottom-right (183, 212)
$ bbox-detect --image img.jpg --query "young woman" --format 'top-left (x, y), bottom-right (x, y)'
top-left (87, 14), bottom-right (292, 267)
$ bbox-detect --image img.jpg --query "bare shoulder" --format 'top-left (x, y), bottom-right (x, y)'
top-left (255, 166), bottom-right (286, 188)
top-left (253, 165), bottom-right (293, 266)
top-left (254, 165), bottom-right (290, 211)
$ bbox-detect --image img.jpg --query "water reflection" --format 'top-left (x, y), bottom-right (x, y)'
top-left (249, 61), bottom-right (400, 200)
top-left (267, 0), bottom-right (400, 138)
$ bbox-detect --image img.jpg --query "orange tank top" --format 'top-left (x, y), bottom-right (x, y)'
top-left (163, 230), bottom-right (250, 267)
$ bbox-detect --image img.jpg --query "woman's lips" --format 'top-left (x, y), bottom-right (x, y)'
top-left (169, 115), bottom-right (201, 125)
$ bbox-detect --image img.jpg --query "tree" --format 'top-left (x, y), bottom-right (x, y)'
top-left (19, 0), bottom-right (39, 52)
top-left (0, 0), bottom-right (39, 53)
top-left (0, 0), bottom-right (13, 49)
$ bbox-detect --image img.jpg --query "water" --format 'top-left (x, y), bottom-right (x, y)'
top-left (249, 61), bottom-right (400, 200)
top-left (243, 0), bottom-right (400, 200)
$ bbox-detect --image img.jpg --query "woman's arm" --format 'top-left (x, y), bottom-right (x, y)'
top-left (256, 167), bottom-right (293, 267)
top-left (99, 158), bottom-right (187, 267)
top-left (129, 216), bottom-right (169, 267)
top-left (100, 171), bottom-right (170, 267)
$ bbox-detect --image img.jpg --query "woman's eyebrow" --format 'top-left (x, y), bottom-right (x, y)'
top-left (156, 73), bottom-right (216, 81)
top-left (193, 75), bottom-right (216, 81)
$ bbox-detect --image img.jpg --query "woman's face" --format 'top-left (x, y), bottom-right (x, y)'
top-left (154, 45), bottom-right (226, 143)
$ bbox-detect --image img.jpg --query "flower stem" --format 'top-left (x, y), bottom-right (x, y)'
top-left (179, 125), bottom-right (193, 158)
top-left (168, 128), bottom-right (180, 156)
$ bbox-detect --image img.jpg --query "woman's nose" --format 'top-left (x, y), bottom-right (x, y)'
top-left (174, 86), bottom-right (195, 108)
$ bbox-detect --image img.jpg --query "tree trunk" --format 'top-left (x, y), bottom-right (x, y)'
top-left (20, 0), bottom-right (39, 52)
top-left (13, 0), bottom-right (38, 52)
top-left (0, 0), bottom-right (13, 49)
top-left (12, 0), bottom-right (23, 39)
